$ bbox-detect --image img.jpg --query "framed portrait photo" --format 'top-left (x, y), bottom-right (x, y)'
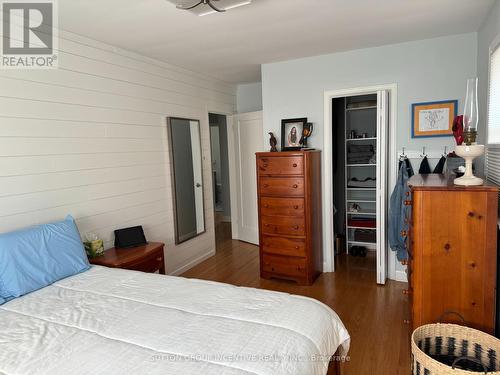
top-left (281, 118), bottom-right (307, 151)
top-left (411, 100), bottom-right (458, 138)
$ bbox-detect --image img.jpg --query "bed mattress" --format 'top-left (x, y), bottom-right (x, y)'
top-left (0, 266), bottom-right (350, 375)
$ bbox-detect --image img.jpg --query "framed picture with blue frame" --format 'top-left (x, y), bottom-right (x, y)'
top-left (411, 100), bottom-right (458, 138)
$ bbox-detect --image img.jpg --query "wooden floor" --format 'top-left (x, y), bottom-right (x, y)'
top-left (182, 221), bottom-right (411, 374)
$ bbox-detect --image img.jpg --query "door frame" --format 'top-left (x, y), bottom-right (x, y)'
top-left (323, 84), bottom-right (398, 281)
top-left (206, 110), bottom-right (235, 234)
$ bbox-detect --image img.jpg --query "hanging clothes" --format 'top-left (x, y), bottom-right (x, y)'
top-left (399, 157), bottom-right (414, 178)
top-left (418, 156), bottom-right (431, 174)
top-left (433, 156), bottom-right (446, 174)
top-left (389, 162), bottom-right (411, 261)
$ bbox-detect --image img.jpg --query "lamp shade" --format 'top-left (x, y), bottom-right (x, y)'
top-left (463, 77), bottom-right (479, 133)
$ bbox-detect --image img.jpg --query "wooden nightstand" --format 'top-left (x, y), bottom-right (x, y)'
top-left (89, 242), bottom-right (165, 274)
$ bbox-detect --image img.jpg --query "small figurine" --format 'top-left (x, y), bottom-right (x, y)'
top-left (269, 132), bottom-right (278, 152)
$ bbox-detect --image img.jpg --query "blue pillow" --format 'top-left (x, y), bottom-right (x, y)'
top-left (0, 215), bottom-right (90, 304)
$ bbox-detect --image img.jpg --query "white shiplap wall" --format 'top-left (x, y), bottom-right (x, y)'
top-left (0, 30), bottom-right (236, 275)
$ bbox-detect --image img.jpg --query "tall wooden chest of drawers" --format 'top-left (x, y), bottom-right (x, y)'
top-left (256, 151), bottom-right (323, 285)
top-left (407, 174), bottom-right (498, 334)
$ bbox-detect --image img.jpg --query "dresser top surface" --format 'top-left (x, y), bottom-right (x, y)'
top-left (256, 150), bottom-right (321, 157)
top-left (408, 174), bottom-right (498, 192)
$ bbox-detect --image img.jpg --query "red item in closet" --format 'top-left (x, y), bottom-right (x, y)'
top-left (348, 219), bottom-right (376, 228)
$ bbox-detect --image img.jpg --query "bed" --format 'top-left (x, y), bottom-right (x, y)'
top-left (0, 265), bottom-right (350, 375)
top-left (0, 216), bottom-right (349, 374)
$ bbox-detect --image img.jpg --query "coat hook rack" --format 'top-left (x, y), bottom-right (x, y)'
top-left (420, 147), bottom-right (427, 158)
top-left (399, 147), bottom-right (407, 160)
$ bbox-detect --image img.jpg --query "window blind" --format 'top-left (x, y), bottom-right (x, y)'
top-left (487, 148), bottom-right (500, 186)
top-left (488, 44), bottom-right (500, 144)
top-left (487, 41), bottom-right (500, 192)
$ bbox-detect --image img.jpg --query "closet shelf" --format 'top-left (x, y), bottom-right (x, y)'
top-left (345, 106), bottom-right (377, 111)
top-left (347, 240), bottom-right (377, 246)
top-left (346, 137), bottom-right (377, 142)
top-left (346, 199), bottom-right (376, 203)
top-left (347, 226), bottom-right (377, 230)
top-left (346, 164), bottom-right (376, 167)
top-left (347, 211), bottom-right (376, 216)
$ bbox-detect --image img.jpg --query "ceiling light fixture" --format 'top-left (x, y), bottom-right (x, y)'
top-left (177, 0), bottom-right (224, 12)
top-left (176, 0), bottom-right (251, 16)
top-left (198, 1), bottom-right (251, 16)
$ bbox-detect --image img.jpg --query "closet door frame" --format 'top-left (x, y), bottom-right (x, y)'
top-left (323, 84), bottom-right (399, 283)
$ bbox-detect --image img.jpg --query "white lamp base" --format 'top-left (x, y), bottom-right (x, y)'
top-left (453, 144), bottom-right (484, 186)
top-left (454, 175), bottom-right (484, 186)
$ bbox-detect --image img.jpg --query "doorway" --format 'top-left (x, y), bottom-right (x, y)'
top-left (209, 113), bottom-right (232, 246)
top-left (324, 85), bottom-right (397, 284)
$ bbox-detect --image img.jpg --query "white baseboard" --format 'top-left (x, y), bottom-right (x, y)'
top-left (395, 269), bottom-right (408, 283)
top-left (169, 250), bottom-right (216, 276)
top-left (323, 261), bottom-right (333, 273)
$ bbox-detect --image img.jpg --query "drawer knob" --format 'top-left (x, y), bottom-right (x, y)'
top-left (296, 266), bottom-right (302, 271)
top-left (294, 205), bottom-right (299, 209)
top-left (468, 211), bottom-right (475, 217)
top-left (264, 204), bottom-right (269, 208)
top-left (264, 224), bottom-right (269, 227)
top-left (295, 246), bottom-right (300, 249)
top-left (293, 184), bottom-right (298, 188)
top-left (293, 225), bottom-right (299, 230)
top-left (444, 243), bottom-right (451, 251)
top-left (264, 184), bottom-right (269, 188)
top-left (293, 163), bottom-right (298, 167)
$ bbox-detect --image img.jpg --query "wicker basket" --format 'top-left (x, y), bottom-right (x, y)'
top-left (412, 323), bottom-right (500, 374)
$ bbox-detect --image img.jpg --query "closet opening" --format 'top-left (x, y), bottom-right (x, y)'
top-left (331, 92), bottom-right (388, 284)
top-left (209, 113), bottom-right (232, 248)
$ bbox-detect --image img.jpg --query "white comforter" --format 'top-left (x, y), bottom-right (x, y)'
top-left (0, 266), bottom-right (350, 375)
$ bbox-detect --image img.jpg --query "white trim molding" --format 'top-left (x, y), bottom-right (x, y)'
top-left (323, 84), bottom-right (398, 281)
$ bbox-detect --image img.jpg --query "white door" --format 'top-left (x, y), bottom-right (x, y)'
top-left (228, 111), bottom-right (263, 244)
top-left (190, 120), bottom-right (205, 234)
top-left (376, 91), bottom-right (389, 284)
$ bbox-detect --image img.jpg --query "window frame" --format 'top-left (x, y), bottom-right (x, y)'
top-left (487, 33), bottom-right (500, 148)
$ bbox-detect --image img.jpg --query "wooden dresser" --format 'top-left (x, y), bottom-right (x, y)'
top-left (256, 151), bottom-right (322, 285)
top-left (406, 174), bottom-right (498, 334)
